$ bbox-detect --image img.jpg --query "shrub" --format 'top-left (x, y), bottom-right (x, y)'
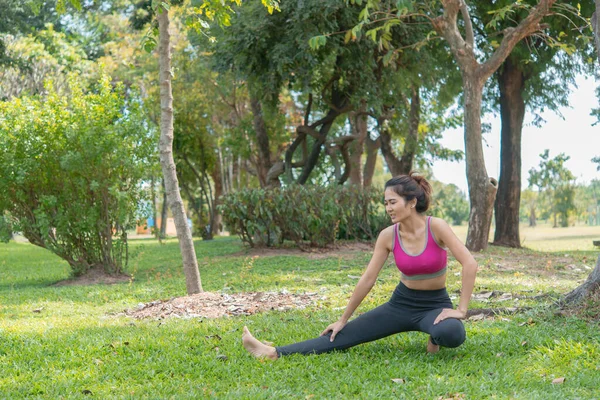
top-left (219, 185), bottom-right (388, 248)
top-left (0, 75), bottom-right (156, 276)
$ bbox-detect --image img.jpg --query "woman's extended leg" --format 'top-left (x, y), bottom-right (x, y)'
top-left (273, 302), bottom-right (414, 357)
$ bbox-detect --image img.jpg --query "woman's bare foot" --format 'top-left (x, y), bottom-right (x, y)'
top-left (427, 337), bottom-right (440, 354)
top-left (242, 326), bottom-right (278, 360)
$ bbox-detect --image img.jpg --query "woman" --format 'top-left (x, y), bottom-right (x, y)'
top-left (242, 173), bottom-right (477, 359)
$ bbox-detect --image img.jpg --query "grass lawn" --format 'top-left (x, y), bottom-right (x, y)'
top-left (1, 225), bottom-right (599, 399)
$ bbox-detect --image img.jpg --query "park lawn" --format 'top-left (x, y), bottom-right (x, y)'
top-left (0, 230), bottom-right (599, 399)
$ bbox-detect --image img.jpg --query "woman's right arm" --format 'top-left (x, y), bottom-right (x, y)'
top-left (321, 227), bottom-right (393, 341)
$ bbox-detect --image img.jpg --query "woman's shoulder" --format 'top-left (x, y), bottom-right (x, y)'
top-left (376, 224), bottom-right (396, 252)
top-left (428, 216), bottom-right (450, 230)
top-left (378, 224), bottom-right (396, 241)
top-left (428, 216), bottom-right (451, 247)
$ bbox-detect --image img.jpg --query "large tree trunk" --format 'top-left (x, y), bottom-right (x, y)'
top-left (494, 57), bottom-right (525, 248)
top-left (463, 74), bottom-right (498, 251)
top-left (348, 106), bottom-right (367, 186)
top-left (157, 9), bottom-right (202, 294)
top-left (398, 87), bottom-right (420, 174)
top-left (562, 254), bottom-right (600, 304)
top-left (363, 136), bottom-right (380, 188)
top-left (379, 124), bottom-right (403, 176)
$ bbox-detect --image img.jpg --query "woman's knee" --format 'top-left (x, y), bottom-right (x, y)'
top-left (432, 319), bottom-right (466, 348)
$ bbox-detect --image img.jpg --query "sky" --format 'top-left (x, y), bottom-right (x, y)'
top-left (431, 74), bottom-right (599, 194)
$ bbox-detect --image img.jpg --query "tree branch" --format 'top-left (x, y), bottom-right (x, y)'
top-left (459, 0), bottom-right (475, 48)
top-left (481, 0), bottom-right (557, 79)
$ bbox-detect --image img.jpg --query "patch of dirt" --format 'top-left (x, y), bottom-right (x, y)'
top-left (230, 241), bottom-right (374, 260)
top-left (53, 267), bottom-right (131, 287)
top-left (124, 290), bottom-right (323, 320)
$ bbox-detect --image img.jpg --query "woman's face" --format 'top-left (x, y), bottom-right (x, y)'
top-left (384, 188), bottom-right (414, 223)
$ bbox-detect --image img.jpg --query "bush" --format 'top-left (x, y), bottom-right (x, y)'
top-left (219, 185), bottom-right (388, 248)
top-left (0, 75), bottom-right (156, 276)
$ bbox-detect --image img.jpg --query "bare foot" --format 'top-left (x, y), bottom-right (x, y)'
top-left (427, 337), bottom-right (440, 354)
top-left (242, 326), bottom-right (278, 360)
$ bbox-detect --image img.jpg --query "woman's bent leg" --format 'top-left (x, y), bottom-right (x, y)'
top-left (417, 308), bottom-right (466, 348)
top-left (276, 302), bottom-right (413, 356)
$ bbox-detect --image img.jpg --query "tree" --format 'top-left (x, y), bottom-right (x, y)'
top-left (346, 0), bottom-right (562, 250)
top-left (212, 0), bottom-right (463, 187)
top-left (155, 5), bottom-right (203, 294)
top-left (0, 74), bottom-right (155, 275)
top-left (141, 0), bottom-right (280, 294)
top-left (520, 189), bottom-right (539, 227)
top-left (0, 24), bottom-right (93, 99)
top-left (528, 150), bottom-right (576, 227)
top-left (430, 0), bottom-right (565, 251)
top-left (466, 1), bottom-right (595, 248)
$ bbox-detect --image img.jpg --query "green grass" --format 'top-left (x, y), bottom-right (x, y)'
top-left (1, 228), bottom-right (599, 399)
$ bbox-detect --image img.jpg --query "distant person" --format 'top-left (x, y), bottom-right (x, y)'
top-left (242, 172), bottom-right (477, 358)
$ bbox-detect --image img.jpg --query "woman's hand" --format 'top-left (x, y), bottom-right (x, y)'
top-left (434, 308), bottom-right (467, 325)
top-left (321, 320), bottom-right (347, 342)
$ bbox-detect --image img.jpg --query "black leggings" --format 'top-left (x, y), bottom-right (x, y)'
top-left (276, 282), bottom-right (466, 356)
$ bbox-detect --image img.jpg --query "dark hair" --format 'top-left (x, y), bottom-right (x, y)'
top-left (385, 171), bottom-right (432, 213)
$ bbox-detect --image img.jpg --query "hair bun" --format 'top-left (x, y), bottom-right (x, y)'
top-left (409, 171), bottom-right (432, 197)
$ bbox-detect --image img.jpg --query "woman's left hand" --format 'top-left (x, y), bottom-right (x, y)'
top-left (434, 308), bottom-right (467, 325)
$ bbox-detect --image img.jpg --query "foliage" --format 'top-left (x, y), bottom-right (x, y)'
top-left (528, 150), bottom-right (577, 228)
top-left (429, 180), bottom-right (470, 226)
top-left (0, 74), bottom-right (156, 275)
top-left (0, 24), bottom-right (94, 99)
top-left (219, 185), bottom-right (389, 247)
top-left (573, 180), bottom-right (600, 225)
top-left (0, 215), bottom-right (12, 243)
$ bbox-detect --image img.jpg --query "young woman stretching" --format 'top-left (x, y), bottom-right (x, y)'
top-left (242, 173), bottom-right (477, 358)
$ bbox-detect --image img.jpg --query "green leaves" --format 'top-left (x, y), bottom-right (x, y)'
top-left (0, 74), bottom-right (157, 275)
top-left (220, 186), bottom-right (387, 248)
top-left (308, 35), bottom-right (328, 50)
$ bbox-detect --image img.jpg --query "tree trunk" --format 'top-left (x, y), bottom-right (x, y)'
top-left (379, 124), bottom-right (403, 176)
top-left (210, 165), bottom-right (223, 236)
top-left (398, 86), bottom-right (420, 174)
top-left (529, 206), bottom-right (536, 227)
top-left (157, 9), bottom-right (202, 294)
top-left (463, 75), bottom-right (498, 251)
top-left (494, 57), bottom-right (525, 248)
top-left (297, 86), bottom-right (347, 184)
top-left (250, 95), bottom-right (276, 188)
top-left (297, 109), bottom-right (342, 184)
top-left (363, 136), bottom-right (380, 188)
top-left (150, 174), bottom-right (159, 240)
top-left (379, 88), bottom-right (420, 176)
top-left (348, 108), bottom-right (367, 186)
top-left (562, 254), bottom-right (600, 304)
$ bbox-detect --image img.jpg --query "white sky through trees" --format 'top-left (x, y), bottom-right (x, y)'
top-left (432, 74), bottom-right (599, 194)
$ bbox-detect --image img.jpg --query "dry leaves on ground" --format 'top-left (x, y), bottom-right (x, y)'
top-left (124, 291), bottom-right (323, 320)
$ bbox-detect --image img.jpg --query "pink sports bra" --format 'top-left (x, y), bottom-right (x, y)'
top-left (392, 216), bottom-right (447, 281)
